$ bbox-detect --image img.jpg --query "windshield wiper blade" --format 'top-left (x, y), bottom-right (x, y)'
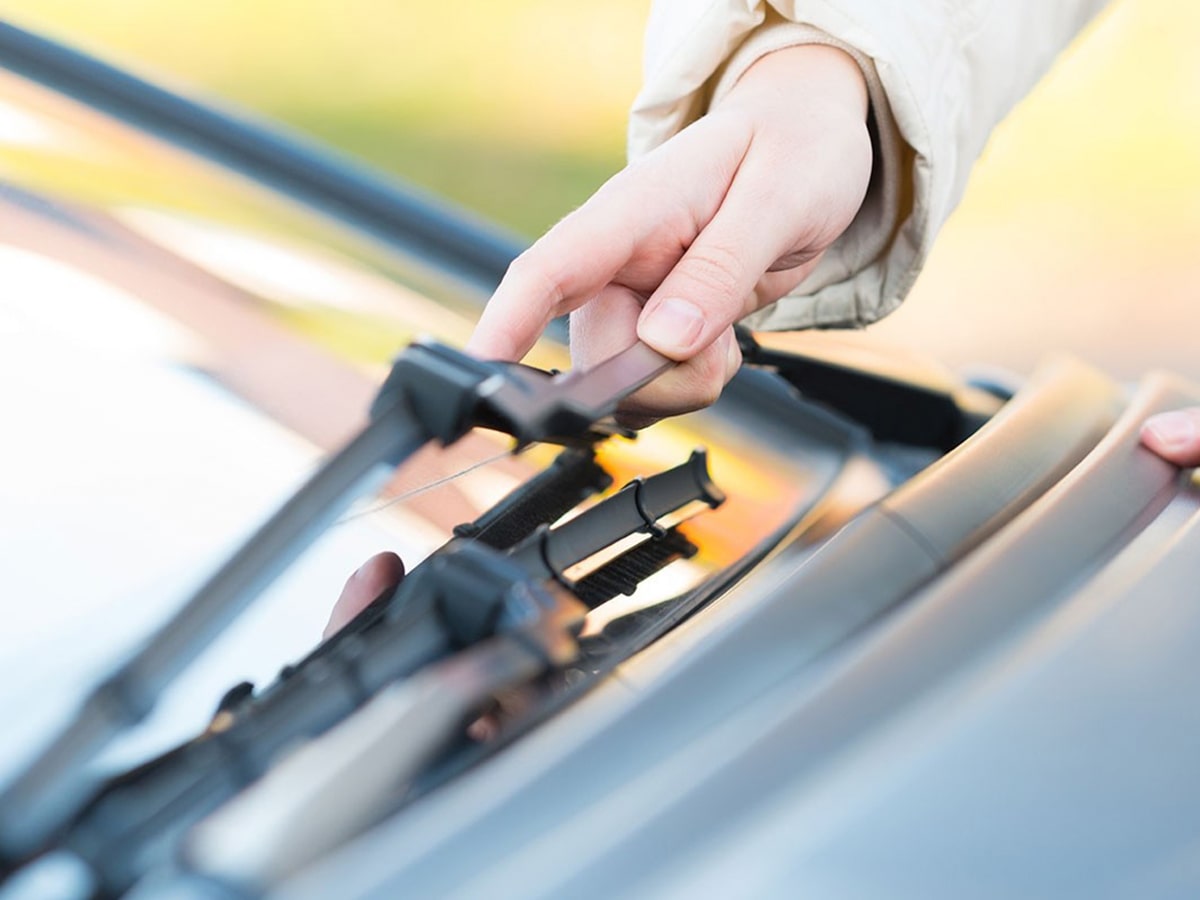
top-left (51, 451), bottom-right (722, 896)
top-left (173, 457), bottom-right (724, 893)
top-left (572, 526), bottom-right (699, 610)
top-left (0, 339), bottom-right (671, 869)
top-left (453, 448), bottom-right (613, 550)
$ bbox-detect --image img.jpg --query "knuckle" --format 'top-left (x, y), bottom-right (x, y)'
top-left (686, 351), bottom-right (730, 410)
top-left (507, 251), bottom-right (567, 311)
top-left (695, 380), bottom-right (724, 410)
top-left (679, 242), bottom-right (745, 300)
top-left (690, 377), bottom-right (724, 411)
top-left (780, 193), bottom-right (839, 249)
top-left (726, 341), bottom-right (744, 377)
top-left (770, 246), bottom-right (823, 273)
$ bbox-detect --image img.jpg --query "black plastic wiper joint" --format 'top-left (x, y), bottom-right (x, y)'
top-left (405, 541), bottom-right (571, 650)
top-left (372, 339), bottom-right (671, 448)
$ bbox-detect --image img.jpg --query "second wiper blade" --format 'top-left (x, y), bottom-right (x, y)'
top-left (178, 458), bottom-right (725, 891)
top-left (51, 451), bottom-right (722, 896)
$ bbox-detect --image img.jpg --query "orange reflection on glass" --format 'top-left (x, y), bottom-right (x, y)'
top-left (596, 417), bottom-right (811, 570)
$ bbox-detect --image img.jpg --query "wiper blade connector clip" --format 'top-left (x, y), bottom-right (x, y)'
top-left (371, 339), bottom-right (671, 448)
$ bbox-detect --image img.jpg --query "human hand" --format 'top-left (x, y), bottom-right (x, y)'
top-left (323, 551), bottom-right (405, 638)
top-left (467, 43), bottom-right (872, 425)
top-left (1141, 408), bottom-right (1200, 468)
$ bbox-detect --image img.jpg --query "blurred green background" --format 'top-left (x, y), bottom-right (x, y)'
top-left (4, 0), bottom-right (1198, 378)
top-left (3, 0), bottom-right (646, 238)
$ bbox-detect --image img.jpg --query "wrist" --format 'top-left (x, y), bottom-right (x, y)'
top-left (723, 42), bottom-right (869, 123)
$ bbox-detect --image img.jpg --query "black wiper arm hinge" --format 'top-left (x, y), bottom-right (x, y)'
top-left (371, 338), bottom-right (671, 448)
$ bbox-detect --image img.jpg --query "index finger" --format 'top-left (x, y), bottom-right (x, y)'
top-left (465, 183), bottom-right (640, 361)
top-left (465, 117), bottom-right (747, 361)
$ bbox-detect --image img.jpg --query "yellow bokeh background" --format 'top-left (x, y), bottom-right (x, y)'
top-left (3, 0), bottom-right (1197, 380)
top-left (875, 0), bottom-right (1200, 383)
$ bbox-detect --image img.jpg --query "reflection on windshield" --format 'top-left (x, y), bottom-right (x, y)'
top-left (0, 95), bottom-right (71, 149)
top-left (0, 243), bottom-right (199, 358)
top-left (118, 207), bottom-right (477, 366)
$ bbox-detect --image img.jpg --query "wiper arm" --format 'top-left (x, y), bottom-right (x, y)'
top-left (0, 338), bottom-right (671, 866)
top-left (736, 328), bottom-right (1002, 450)
top-left (187, 632), bottom-right (562, 890)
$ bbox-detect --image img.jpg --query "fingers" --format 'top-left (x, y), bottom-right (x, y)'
top-left (1141, 408), bottom-right (1200, 468)
top-left (467, 40), bottom-right (873, 430)
top-left (566, 150), bottom-right (814, 422)
top-left (615, 329), bottom-right (743, 428)
top-left (631, 46), bottom-right (872, 364)
top-left (571, 285), bottom-right (742, 425)
top-left (465, 164), bottom-right (668, 362)
top-left (467, 118), bottom-right (751, 362)
top-left (635, 149), bottom-right (818, 362)
top-left (466, 202), bottom-right (636, 361)
top-left (323, 551), bottom-right (405, 639)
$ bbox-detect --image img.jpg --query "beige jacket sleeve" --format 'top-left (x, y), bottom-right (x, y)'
top-left (628, 0), bottom-right (1112, 331)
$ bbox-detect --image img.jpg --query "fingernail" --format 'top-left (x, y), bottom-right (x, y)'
top-left (639, 298), bottom-right (705, 355)
top-left (1143, 410), bottom-right (1198, 448)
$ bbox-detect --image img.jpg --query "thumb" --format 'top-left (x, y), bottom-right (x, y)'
top-left (636, 178), bottom-right (808, 361)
